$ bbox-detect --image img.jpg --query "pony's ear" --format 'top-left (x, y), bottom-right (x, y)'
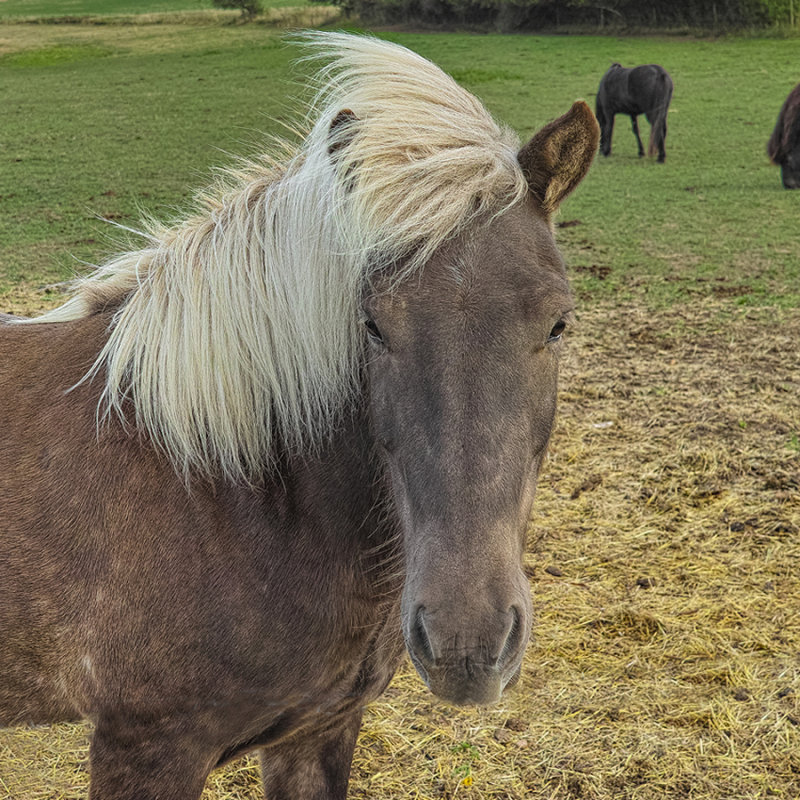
top-left (517, 101), bottom-right (599, 217)
top-left (328, 109), bottom-right (359, 157)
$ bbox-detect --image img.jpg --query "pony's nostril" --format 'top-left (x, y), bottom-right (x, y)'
top-left (411, 606), bottom-right (435, 665)
top-left (498, 606), bottom-right (523, 668)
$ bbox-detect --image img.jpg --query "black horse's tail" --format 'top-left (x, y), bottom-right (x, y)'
top-left (648, 70), bottom-right (673, 157)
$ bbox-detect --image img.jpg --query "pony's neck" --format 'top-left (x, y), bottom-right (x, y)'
top-left (62, 154), bottom-right (367, 484)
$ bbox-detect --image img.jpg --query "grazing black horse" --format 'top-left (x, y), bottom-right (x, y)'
top-left (596, 63), bottom-right (674, 162)
top-left (767, 82), bottom-right (800, 189)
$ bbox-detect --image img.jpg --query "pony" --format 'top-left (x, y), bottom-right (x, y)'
top-left (595, 62), bottom-right (674, 162)
top-left (0, 32), bottom-right (598, 800)
top-left (767, 82), bottom-right (800, 189)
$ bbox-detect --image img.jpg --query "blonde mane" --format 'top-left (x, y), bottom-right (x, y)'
top-left (32, 32), bottom-right (527, 482)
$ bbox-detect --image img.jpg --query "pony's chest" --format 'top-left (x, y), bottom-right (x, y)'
top-left (215, 595), bottom-right (405, 762)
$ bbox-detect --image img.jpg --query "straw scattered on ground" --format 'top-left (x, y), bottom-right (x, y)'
top-left (1, 287), bottom-right (798, 799)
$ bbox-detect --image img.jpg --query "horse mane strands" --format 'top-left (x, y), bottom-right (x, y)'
top-left (298, 31), bottom-right (527, 276)
top-left (27, 33), bottom-right (527, 482)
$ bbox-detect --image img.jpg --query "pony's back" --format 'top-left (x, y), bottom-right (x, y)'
top-left (628, 65), bottom-right (673, 115)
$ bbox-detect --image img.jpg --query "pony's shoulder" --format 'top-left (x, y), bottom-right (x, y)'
top-left (0, 309), bottom-right (110, 388)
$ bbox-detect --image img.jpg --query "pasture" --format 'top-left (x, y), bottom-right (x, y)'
top-left (0, 0), bottom-right (211, 18)
top-left (0, 0), bottom-right (312, 20)
top-left (1, 17), bottom-right (799, 800)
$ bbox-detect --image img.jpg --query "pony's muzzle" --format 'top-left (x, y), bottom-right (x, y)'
top-left (780, 165), bottom-right (800, 189)
top-left (405, 604), bottom-right (529, 706)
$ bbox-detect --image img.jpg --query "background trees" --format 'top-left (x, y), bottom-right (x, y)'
top-left (329, 0), bottom-right (799, 31)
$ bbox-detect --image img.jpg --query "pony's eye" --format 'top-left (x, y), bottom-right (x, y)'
top-left (548, 319), bottom-right (567, 343)
top-left (364, 318), bottom-right (383, 343)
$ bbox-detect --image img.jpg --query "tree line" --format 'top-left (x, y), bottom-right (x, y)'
top-left (320, 0), bottom-right (800, 31)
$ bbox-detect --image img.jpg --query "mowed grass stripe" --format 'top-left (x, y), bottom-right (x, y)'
top-left (0, 0), bottom-right (311, 19)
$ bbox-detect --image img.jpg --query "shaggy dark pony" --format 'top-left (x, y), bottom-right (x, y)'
top-left (596, 63), bottom-right (674, 163)
top-left (767, 82), bottom-right (800, 189)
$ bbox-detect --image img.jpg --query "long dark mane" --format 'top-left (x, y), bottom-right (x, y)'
top-left (767, 82), bottom-right (800, 163)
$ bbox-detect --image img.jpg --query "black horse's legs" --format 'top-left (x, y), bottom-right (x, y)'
top-left (657, 120), bottom-right (667, 162)
top-left (89, 719), bottom-right (212, 800)
top-left (598, 112), bottom-right (613, 156)
top-left (645, 110), bottom-right (667, 162)
top-left (630, 115), bottom-right (645, 157)
top-left (260, 710), bottom-right (363, 800)
top-left (600, 120), bottom-right (614, 156)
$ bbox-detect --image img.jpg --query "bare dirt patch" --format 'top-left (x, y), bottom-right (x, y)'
top-left (1, 292), bottom-right (798, 799)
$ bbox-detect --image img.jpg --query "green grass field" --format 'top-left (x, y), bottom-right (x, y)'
top-left (2, 24), bottom-right (799, 311)
top-left (0, 0), bottom-right (313, 21)
top-left (0, 0), bottom-right (307, 18)
top-left (1, 16), bottom-right (799, 800)
top-left (0, 0), bottom-right (212, 18)
top-left (395, 33), bottom-right (800, 310)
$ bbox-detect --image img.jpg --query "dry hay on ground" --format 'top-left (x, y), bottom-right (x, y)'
top-left (1, 291), bottom-right (798, 799)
